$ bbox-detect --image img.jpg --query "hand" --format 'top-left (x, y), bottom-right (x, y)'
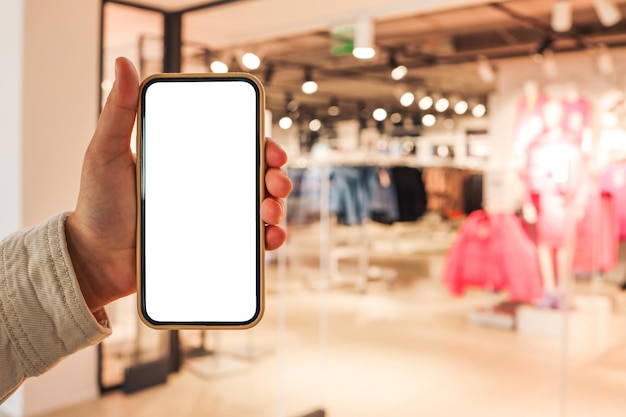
top-left (522, 203), bottom-right (537, 224)
top-left (65, 57), bottom-right (292, 313)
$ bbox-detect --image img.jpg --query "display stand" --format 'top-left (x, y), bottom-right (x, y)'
top-left (185, 332), bottom-right (249, 379)
top-left (228, 329), bottom-right (274, 361)
top-left (276, 166), bottom-right (328, 417)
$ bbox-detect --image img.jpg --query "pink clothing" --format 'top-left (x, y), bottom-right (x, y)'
top-left (562, 97), bottom-right (591, 145)
top-left (443, 210), bottom-right (544, 303)
top-left (573, 188), bottom-right (619, 273)
top-left (601, 162), bottom-right (626, 240)
top-left (524, 132), bottom-right (587, 247)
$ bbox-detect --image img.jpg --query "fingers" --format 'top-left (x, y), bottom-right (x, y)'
top-left (265, 137), bottom-right (288, 168)
top-left (265, 168), bottom-right (292, 199)
top-left (90, 57), bottom-right (139, 161)
top-left (265, 225), bottom-right (287, 251)
top-left (261, 197), bottom-right (285, 225)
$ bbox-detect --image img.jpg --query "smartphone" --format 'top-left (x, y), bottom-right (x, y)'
top-left (136, 73), bottom-right (265, 329)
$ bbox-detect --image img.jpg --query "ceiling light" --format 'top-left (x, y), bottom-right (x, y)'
top-left (309, 118), bottom-right (322, 132)
top-left (422, 114), bottom-right (437, 127)
top-left (477, 55), bottom-right (495, 83)
top-left (594, 0), bottom-right (622, 27)
top-left (210, 60), bottom-right (228, 73)
top-left (373, 107), bottom-right (388, 121)
top-left (532, 37), bottom-right (554, 63)
top-left (241, 52), bottom-right (261, 70)
top-left (302, 81), bottom-right (318, 94)
top-left (328, 97), bottom-right (341, 117)
top-left (301, 68), bottom-right (318, 94)
top-left (543, 50), bottom-right (558, 79)
top-left (391, 65), bottom-right (408, 81)
top-left (390, 112), bottom-right (403, 124)
top-left (389, 52), bottom-right (408, 80)
top-left (443, 117), bottom-right (455, 130)
top-left (552, 1), bottom-right (573, 32)
top-left (435, 97), bottom-right (450, 112)
top-left (418, 95), bottom-right (433, 110)
top-left (400, 91), bottom-right (415, 107)
top-left (597, 44), bottom-right (615, 75)
top-left (279, 116), bottom-right (293, 130)
top-left (436, 145), bottom-right (449, 158)
top-left (454, 100), bottom-right (469, 115)
top-left (472, 104), bottom-right (487, 118)
top-left (353, 17), bottom-right (376, 60)
top-left (100, 79), bottom-right (113, 93)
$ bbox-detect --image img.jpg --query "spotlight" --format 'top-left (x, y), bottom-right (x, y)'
top-left (422, 114), bottom-right (437, 127)
top-left (597, 44), bottom-right (615, 75)
top-left (552, 1), bottom-right (573, 32)
top-left (389, 52), bottom-right (408, 80)
top-left (301, 68), bottom-right (318, 94)
top-left (400, 91), bottom-right (415, 107)
top-left (328, 97), bottom-right (341, 116)
top-left (373, 107), bottom-right (388, 121)
top-left (472, 104), bottom-right (487, 118)
top-left (436, 145), bottom-right (449, 158)
top-left (534, 37), bottom-right (554, 60)
top-left (390, 112), bottom-right (403, 124)
top-left (353, 17), bottom-right (376, 59)
top-left (241, 52), bottom-right (261, 70)
top-left (454, 100), bottom-right (469, 115)
top-left (309, 118), bottom-right (322, 132)
top-left (435, 97), bottom-right (450, 112)
top-left (543, 50), bottom-right (559, 79)
top-left (210, 60), bottom-right (229, 73)
top-left (418, 95), bottom-right (433, 110)
top-left (476, 55), bottom-right (495, 84)
top-left (279, 116), bottom-right (293, 130)
top-left (594, 0), bottom-right (622, 27)
top-left (285, 93), bottom-right (299, 112)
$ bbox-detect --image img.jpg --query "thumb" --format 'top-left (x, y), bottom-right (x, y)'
top-left (90, 57), bottom-right (139, 160)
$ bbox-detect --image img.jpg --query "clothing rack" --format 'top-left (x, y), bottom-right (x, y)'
top-left (287, 151), bottom-right (484, 292)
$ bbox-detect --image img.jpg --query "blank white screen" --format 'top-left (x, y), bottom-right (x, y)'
top-left (142, 78), bottom-right (260, 324)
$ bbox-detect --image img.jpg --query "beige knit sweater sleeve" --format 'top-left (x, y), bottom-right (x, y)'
top-left (0, 213), bottom-right (112, 403)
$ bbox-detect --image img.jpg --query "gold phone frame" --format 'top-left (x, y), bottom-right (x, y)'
top-left (135, 72), bottom-right (266, 330)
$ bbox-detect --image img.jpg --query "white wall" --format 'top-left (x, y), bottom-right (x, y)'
top-left (21, 0), bottom-right (100, 227)
top-left (20, 0), bottom-right (102, 415)
top-left (0, 0), bottom-right (24, 239)
top-left (0, 1), bottom-right (25, 414)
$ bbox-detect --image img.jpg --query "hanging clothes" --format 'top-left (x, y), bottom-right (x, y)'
top-left (442, 210), bottom-right (544, 303)
top-left (367, 167), bottom-right (400, 225)
top-left (462, 173), bottom-right (484, 215)
top-left (572, 186), bottom-right (619, 274)
top-left (601, 162), bottom-right (626, 240)
top-left (389, 166), bottom-right (428, 222)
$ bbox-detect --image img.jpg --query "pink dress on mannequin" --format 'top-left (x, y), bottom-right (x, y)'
top-left (524, 132), bottom-right (587, 248)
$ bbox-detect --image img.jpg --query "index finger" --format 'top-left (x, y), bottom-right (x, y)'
top-left (265, 137), bottom-right (288, 168)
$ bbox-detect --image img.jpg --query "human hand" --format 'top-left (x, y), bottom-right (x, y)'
top-left (65, 57), bottom-right (292, 313)
top-left (522, 203), bottom-right (537, 224)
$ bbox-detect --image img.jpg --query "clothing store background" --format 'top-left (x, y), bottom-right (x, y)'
top-left (3, 0), bottom-right (626, 416)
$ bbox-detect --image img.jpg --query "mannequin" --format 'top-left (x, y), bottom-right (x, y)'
top-left (513, 80), bottom-right (547, 156)
top-left (523, 99), bottom-right (587, 305)
top-left (562, 83), bottom-right (593, 153)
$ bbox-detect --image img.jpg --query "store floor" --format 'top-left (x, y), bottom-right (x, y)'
top-left (37, 219), bottom-right (626, 417)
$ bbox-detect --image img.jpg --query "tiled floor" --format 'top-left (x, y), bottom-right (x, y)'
top-left (36, 218), bottom-right (626, 417)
